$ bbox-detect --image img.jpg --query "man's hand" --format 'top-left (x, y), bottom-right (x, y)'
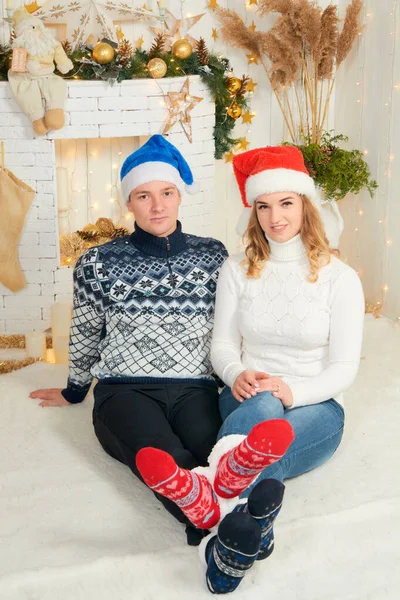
top-left (29, 388), bottom-right (70, 408)
top-left (232, 370), bottom-right (270, 402)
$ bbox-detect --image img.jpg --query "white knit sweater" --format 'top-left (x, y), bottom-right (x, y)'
top-left (211, 234), bottom-right (365, 408)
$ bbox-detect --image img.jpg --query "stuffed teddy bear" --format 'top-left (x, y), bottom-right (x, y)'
top-left (7, 7), bottom-right (73, 136)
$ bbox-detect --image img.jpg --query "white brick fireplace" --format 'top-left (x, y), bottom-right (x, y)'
top-left (0, 75), bottom-right (216, 334)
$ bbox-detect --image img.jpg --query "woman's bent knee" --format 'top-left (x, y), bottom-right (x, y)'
top-left (218, 392), bottom-right (284, 438)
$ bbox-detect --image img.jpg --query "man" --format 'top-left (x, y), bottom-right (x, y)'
top-left (31, 135), bottom-right (228, 545)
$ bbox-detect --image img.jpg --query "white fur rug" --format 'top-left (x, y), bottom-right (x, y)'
top-left (0, 316), bottom-right (399, 600)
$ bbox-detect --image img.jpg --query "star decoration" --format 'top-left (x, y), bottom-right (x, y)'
top-left (248, 0), bottom-right (258, 5)
top-left (246, 78), bottom-right (258, 93)
top-left (247, 52), bottom-right (259, 65)
top-left (224, 151), bottom-right (235, 163)
top-left (115, 25), bottom-right (124, 41)
top-left (237, 137), bottom-right (250, 151)
top-left (136, 35), bottom-right (145, 49)
top-left (163, 78), bottom-right (203, 143)
top-left (150, 9), bottom-right (205, 50)
top-left (33, 0), bottom-right (154, 51)
top-left (208, 0), bottom-right (220, 9)
top-left (249, 20), bottom-right (257, 32)
top-left (212, 28), bottom-right (218, 42)
top-left (242, 111), bottom-right (255, 124)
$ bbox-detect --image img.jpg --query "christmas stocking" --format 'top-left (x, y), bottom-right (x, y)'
top-left (0, 166), bottom-right (35, 291)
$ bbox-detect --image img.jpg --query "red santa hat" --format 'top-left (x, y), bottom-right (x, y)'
top-left (232, 146), bottom-right (319, 209)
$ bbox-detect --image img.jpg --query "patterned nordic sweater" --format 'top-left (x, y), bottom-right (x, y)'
top-left (61, 222), bottom-right (228, 404)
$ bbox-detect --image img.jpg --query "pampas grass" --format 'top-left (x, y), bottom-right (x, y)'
top-left (216, 0), bottom-right (364, 144)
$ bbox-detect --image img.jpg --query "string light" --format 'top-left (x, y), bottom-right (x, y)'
top-left (350, 1), bottom-right (399, 320)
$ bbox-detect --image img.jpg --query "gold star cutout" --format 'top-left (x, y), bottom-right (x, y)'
top-left (163, 78), bottom-right (203, 143)
top-left (247, 52), bottom-right (259, 65)
top-left (246, 78), bottom-right (258, 93)
top-left (150, 9), bottom-right (205, 50)
top-left (248, 0), bottom-right (258, 5)
top-left (225, 151), bottom-right (235, 163)
top-left (242, 111), bottom-right (255, 124)
top-left (237, 137), bottom-right (250, 151)
top-left (136, 35), bottom-right (145, 49)
top-left (249, 20), bottom-right (257, 32)
top-left (212, 28), bottom-right (218, 42)
top-left (208, 0), bottom-right (220, 9)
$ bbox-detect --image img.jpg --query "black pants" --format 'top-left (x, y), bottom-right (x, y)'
top-left (92, 382), bottom-right (222, 537)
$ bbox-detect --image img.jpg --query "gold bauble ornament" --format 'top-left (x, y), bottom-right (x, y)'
top-left (227, 103), bottom-right (242, 120)
top-left (226, 77), bottom-right (242, 93)
top-left (172, 38), bottom-right (193, 60)
top-left (147, 57), bottom-right (168, 79)
top-left (92, 42), bottom-right (115, 65)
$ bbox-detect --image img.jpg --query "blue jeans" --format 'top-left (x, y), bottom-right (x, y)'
top-left (218, 388), bottom-right (344, 496)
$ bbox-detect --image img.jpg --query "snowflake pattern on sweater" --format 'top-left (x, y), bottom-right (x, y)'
top-left (62, 223), bottom-right (228, 403)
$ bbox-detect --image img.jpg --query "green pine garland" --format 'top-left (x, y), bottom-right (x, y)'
top-left (0, 43), bottom-right (249, 159)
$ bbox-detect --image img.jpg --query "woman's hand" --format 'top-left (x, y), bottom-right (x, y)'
top-left (232, 370), bottom-right (270, 402)
top-left (29, 388), bottom-right (71, 408)
top-left (257, 376), bottom-right (294, 408)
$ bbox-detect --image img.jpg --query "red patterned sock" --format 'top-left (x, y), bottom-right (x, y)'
top-left (214, 420), bottom-right (295, 499)
top-left (136, 447), bottom-right (220, 529)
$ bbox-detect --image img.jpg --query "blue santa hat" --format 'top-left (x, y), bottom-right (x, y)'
top-left (120, 135), bottom-right (200, 201)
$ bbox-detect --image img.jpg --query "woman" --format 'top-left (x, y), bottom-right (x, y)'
top-left (136, 146), bottom-right (364, 594)
top-left (212, 145), bottom-right (364, 484)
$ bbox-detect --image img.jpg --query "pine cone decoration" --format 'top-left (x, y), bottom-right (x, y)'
top-left (195, 37), bottom-right (209, 66)
top-left (77, 229), bottom-right (101, 242)
top-left (96, 217), bottom-right (115, 237)
top-left (304, 160), bottom-right (316, 178)
top-left (319, 145), bottom-right (332, 164)
top-left (118, 39), bottom-right (133, 68)
top-left (62, 40), bottom-right (72, 55)
top-left (112, 226), bottom-right (130, 238)
top-left (148, 33), bottom-right (166, 59)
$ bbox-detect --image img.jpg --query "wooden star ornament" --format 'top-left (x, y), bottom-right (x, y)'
top-left (242, 111), bottom-right (255, 124)
top-left (246, 78), bottom-right (258, 93)
top-left (237, 137), bottom-right (250, 151)
top-left (247, 52), bottom-right (259, 65)
top-left (224, 151), bottom-right (235, 163)
top-left (208, 0), bottom-right (220, 9)
top-left (212, 28), bottom-right (218, 42)
top-left (163, 78), bottom-right (203, 143)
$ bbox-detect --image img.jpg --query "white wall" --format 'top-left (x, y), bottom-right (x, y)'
top-left (336, 0), bottom-right (400, 320)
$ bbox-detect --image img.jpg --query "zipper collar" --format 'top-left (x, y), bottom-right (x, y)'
top-left (129, 221), bottom-right (187, 258)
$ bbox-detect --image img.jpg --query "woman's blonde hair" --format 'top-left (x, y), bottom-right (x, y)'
top-left (242, 195), bottom-right (333, 282)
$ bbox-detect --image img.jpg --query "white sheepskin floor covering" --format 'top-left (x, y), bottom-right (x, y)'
top-left (0, 315), bottom-right (399, 600)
